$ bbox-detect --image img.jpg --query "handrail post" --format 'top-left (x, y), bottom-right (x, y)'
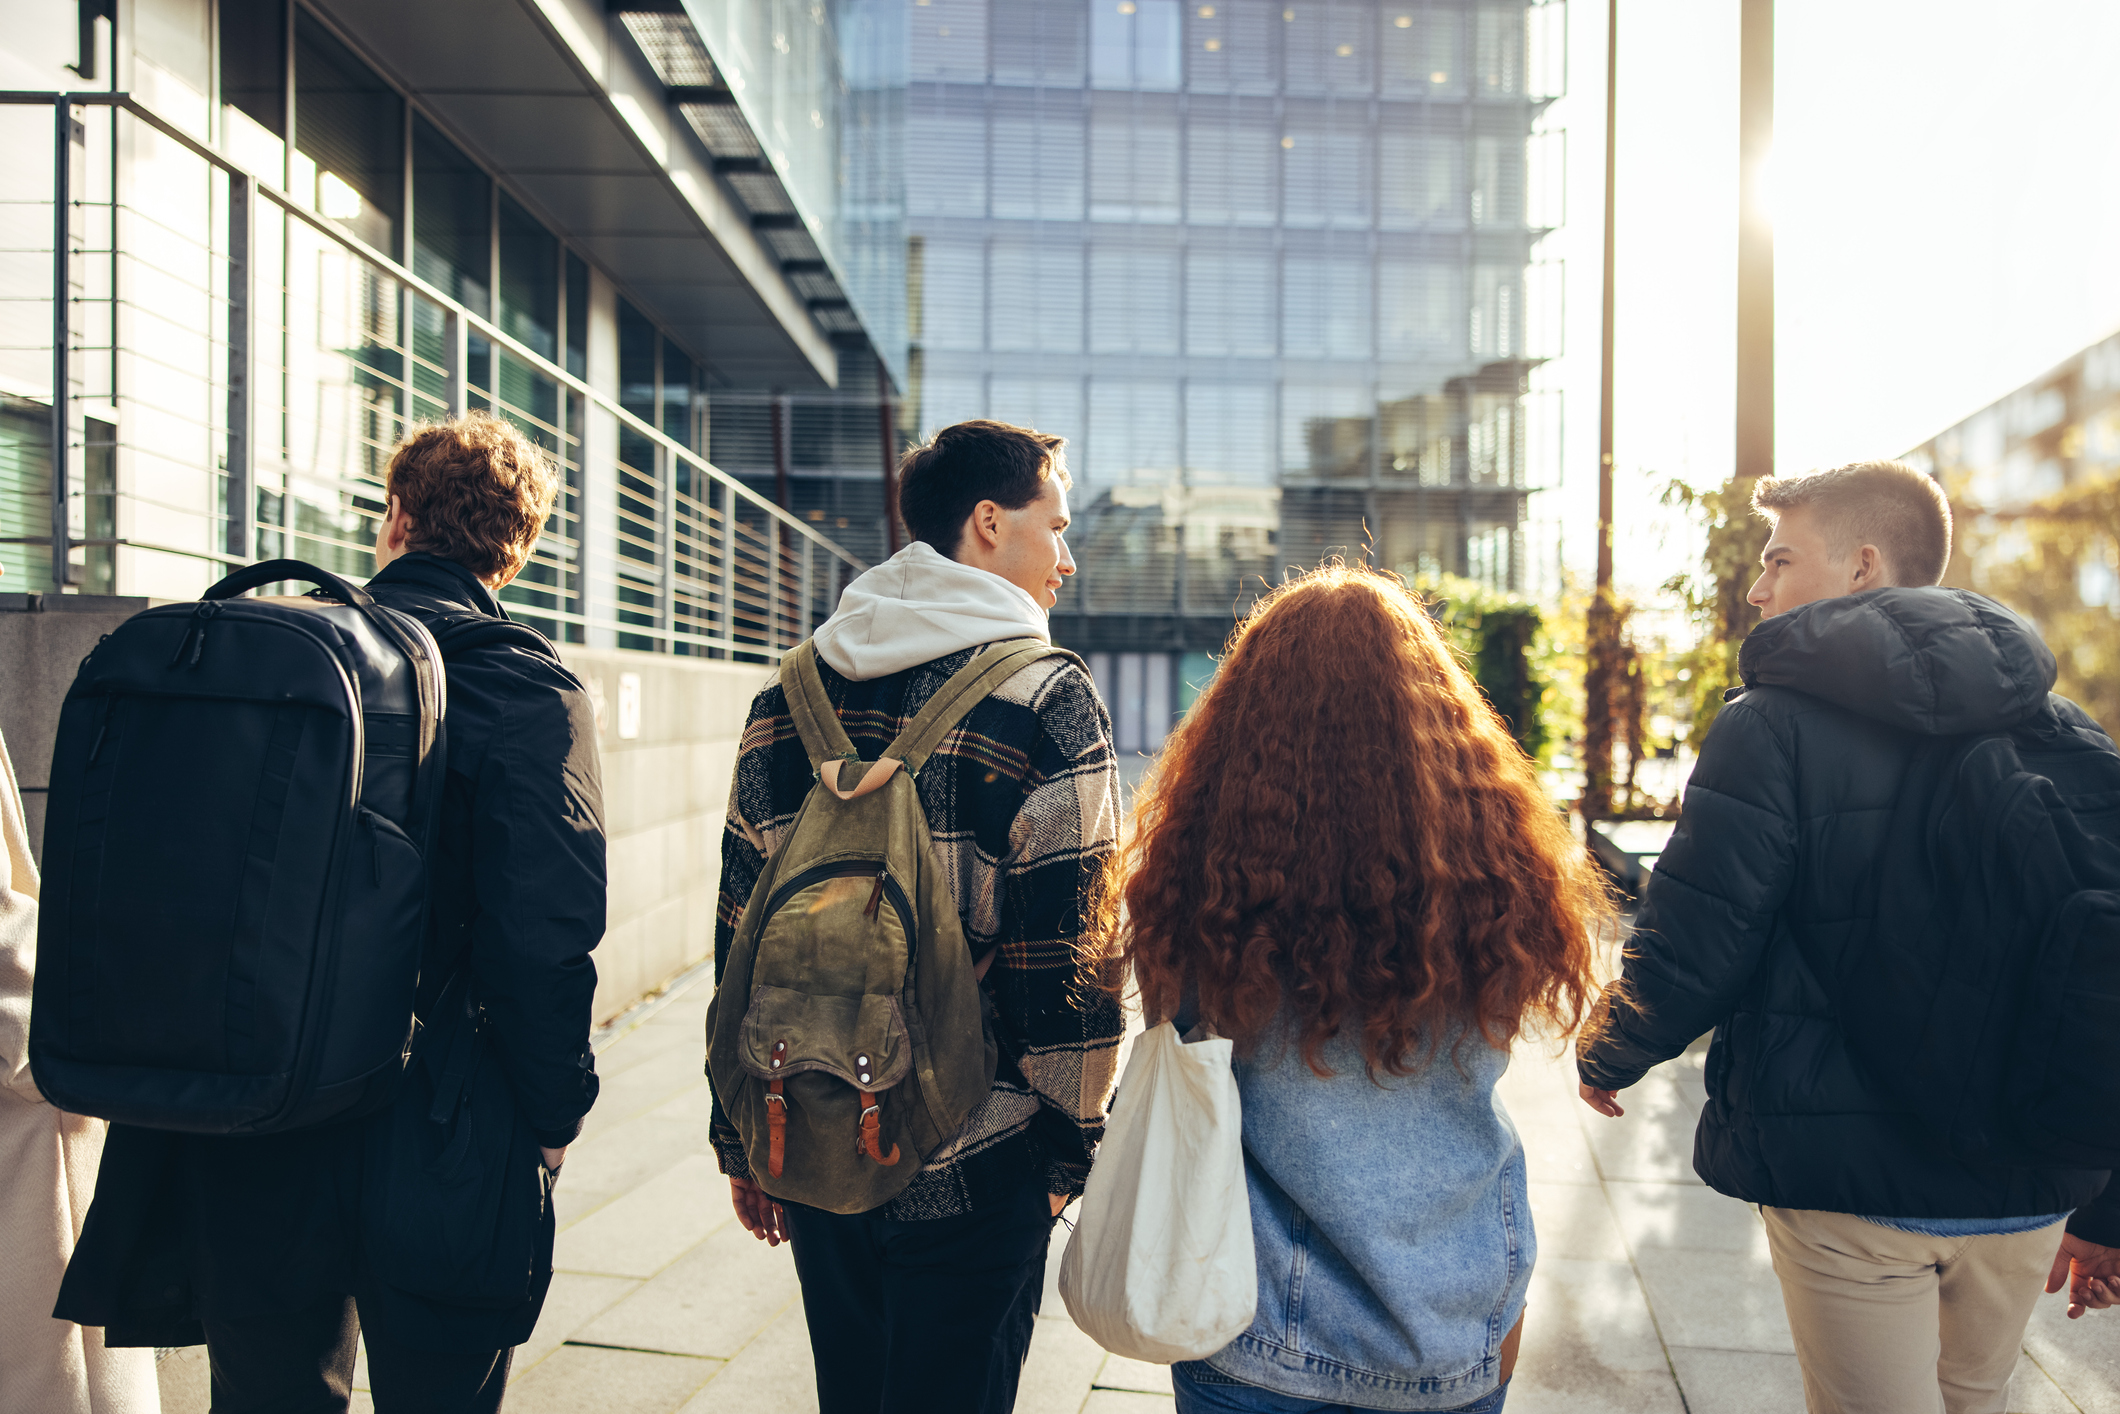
top-left (50, 94), bottom-right (72, 590)
top-left (445, 307), bottom-right (466, 417)
top-left (658, 442), bottom-right (675, 651)
top-left (718, 478), bottom-right (737, 658)
top-left (226, 169), bottom-right (253, 561)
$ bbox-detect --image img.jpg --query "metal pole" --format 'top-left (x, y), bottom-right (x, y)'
top-left (50, 96), bottom-right (71, 591)
top-left (445, 308), bottom-right (466, 417)
top-left (1735, 0), bottom-right (1774, 485)
top-left (226, 170), bottom-right (253, 561)
top-left (771, 391), bottom-right (790, 510)
top-left (877, 357), bottom-right (901, 556)
top-left (1582, 0), bottom-right (1620, 823)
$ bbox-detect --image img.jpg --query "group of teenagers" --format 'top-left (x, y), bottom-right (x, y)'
top-left (3, 412), bottom-right (2117, 1414)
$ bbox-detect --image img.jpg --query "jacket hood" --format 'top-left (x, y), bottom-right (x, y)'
top-left (1737, 587), bottom-right (2056, 736)
top-left (812, 540), bottom-right (1049, 680)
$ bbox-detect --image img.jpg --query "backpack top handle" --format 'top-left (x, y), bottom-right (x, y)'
top-left (205, 557), bottom-right (377, 610)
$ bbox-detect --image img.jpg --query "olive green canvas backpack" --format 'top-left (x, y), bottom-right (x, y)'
top-left (706, 636), bottom-right (1083, 1214)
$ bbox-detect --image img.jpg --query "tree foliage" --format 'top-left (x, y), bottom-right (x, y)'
top-left (1416, 573), bottom-right (1550, 761)
top-left (1950, 473), bottom-right (2120, 732)
top-left (1661, 474), bottom-right (1763, 740)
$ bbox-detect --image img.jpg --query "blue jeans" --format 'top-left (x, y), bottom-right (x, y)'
top-left (1172, 1363), bottom-right (1509, 1414)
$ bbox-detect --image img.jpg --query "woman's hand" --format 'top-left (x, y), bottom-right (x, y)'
top-left (540, 1145), bottom-right (567, 1172)
top-left (732, 1176), bottom-right (788, 1246)
top-left (1579, 1084), bottom-right (1624, 1118)
top-left (1050, 1192), bottom-right (1069, 1218)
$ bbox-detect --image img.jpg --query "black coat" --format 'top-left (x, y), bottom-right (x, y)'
top-left (56, 553), bottom-right (607, 1351)
top-left (1578, 588), bottom-right (2118, 1235)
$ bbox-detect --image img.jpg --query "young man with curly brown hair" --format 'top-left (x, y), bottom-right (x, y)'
top-left (61, 413), bottom-right (606, 1413)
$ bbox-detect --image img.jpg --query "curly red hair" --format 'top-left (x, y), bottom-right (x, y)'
top-left (1103, 564), bottom-right (1610, 1076)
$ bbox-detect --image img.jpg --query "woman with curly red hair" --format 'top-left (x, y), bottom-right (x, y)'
top-left (1103, 564), bottom-right (1611, 1414)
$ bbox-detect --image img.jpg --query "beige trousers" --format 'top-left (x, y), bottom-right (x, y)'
top-left (1761, 1206), bottom-right (2064, 1414)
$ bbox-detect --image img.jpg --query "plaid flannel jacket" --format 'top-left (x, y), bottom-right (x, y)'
top-left (709, 645), bottom-right (1124, 1219)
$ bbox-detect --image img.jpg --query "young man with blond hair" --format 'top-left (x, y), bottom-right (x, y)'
top-left (1578, 460), bottom-right (2119, 1413)
top-left (61, 413), bottom-right (606, 1413)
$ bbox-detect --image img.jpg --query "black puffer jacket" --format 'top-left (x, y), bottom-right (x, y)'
top-left (1579, 588), bottom-right (2118, 1234)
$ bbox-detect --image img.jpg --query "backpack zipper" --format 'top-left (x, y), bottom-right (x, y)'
top-left (763, 861), bottom-right (914, 938)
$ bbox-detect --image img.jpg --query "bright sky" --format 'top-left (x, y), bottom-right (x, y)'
top-left (1531, 0), bottom-right (2120, 604)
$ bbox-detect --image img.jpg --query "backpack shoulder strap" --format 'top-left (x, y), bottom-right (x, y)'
top-left (780, 640), bottom-right (858, 768)
top-left (428, 614), bottom-right (560, 663)
top-left (887, 638), bottom-right (1084, 777)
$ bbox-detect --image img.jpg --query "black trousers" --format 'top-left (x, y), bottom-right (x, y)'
top-left (201, 1295), bottom-right (513, 1414)
top-left (783, 1169), bottom-right (1058, 1414)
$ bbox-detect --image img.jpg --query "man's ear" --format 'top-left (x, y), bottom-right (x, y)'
top-left (1851, 543), bottom-right (1888, 591)
top-left (968, 499), bottom-right (1003, 552)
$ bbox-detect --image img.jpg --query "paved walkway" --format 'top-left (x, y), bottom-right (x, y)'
top-left (156, 967), bottom-right (2119, 1413)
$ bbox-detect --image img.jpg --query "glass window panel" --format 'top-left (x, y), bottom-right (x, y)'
top-left (994, 0), bottom-right (1087, 85)
top-left (992, 112), bottom-right (1087, 221)
top-left (1381, 5), bottom-right (1466, 97)
top-left (1469, 263), bottom-right (1519, 359)
top-left (1281, 383), bottom-right (1370, 472)
top-left (989, 243), bottom-right (1083, 352)
top-left (1378, 260), bottom-right (1462, 359)
top-left (990, 378), bottom-right (1084, 449)
top-left (663, 341), bottom-right (695, 453)
top-left (1135, 0), bottom-right (1182, 88)
top-left (1184, 250), bottom-right (1274, 356)
top-left (907, 110), bottom-right (988, 217)
top-left (1283, 1), bottom-right (1373, 95)
top-left (1185, 117), bottom-right (1277, 224)
top-left (1090, 0), bottom-right (1132, 86)
top-left (919, 376), bottom-right (986, 439)
top-left (1087, 379), bottom-right (1179, 484)
top-left (1470, 133), bottom-right (1522, 227)
top-left (412, 115), bottom-right (490, 315)
top-left (1089, 106), bottom-right (1179, 222)
top-left (219, 0), bottom-right (284, 177)
top-left (497, 192), bottom-right (558, 362)
top-left (1475, 4), bottom-right (1523, 95)
top-left (1380, 130), bottom-right (1463, 229)
top-left (565, 251), bottom-right (589, 379)
top-left (293, 11), bottom-right (401, 256)
top-left (1282, 120), bottom-right (1372, 229)
top-left (1188, 0), bottom-right (1275, 93)
top-left (909, 0), bottom-right (989, 80)
top-left (1282, 255), bottom-right (1372, 359)
top-left (1089, 247), bottom-right (1179, 355)
top-left (921, 239), bottom-right (987, 351)
top-left (1184, 382), bottom-right (1275, 484)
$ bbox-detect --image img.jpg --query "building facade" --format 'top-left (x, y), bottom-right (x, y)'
top-left (888, 0), bottom-right (1565, 751)
top-left (0, 0), bottom-right (894, 1017)
top-left (1907, 328), bottom-right (2120, 731)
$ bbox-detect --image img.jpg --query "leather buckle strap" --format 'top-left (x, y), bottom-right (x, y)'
top-left (765, 1080), bottom-right (788, 1179)
top-left (856, 1091), bottom-right (901, 1166)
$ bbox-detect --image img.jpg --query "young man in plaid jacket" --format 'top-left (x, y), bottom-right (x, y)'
top-left (710, 420), bottom-right (1124, 1414)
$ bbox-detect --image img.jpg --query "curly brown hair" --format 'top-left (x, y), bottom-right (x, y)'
top-left (1102, 564), bottom-right (1611, 1077)
top-left (384, 413), bottom-right (558, 581)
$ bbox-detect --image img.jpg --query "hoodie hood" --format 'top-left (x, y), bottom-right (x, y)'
top-left (812, 540), bottom-right (1050, 680)
top-left (1737, 587), bottom-right (2056, 736)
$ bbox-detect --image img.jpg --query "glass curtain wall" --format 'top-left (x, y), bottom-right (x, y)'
top-left (902, 0), bottom-right (1555, 642)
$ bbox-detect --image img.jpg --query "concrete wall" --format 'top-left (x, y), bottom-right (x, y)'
top-left (558, 647), bottom-right (771, 1021)
top-left (0, 594), bottom-right (770, 1025)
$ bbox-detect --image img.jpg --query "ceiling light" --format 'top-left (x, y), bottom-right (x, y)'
top-left (619, 11), bottom-right (718, 88)
top-left (679, 101), bottom-right (762, 158)
top-left (760, 226), bottom-right (824, 263)
top-left (725, 170), bottom-right (796, 215)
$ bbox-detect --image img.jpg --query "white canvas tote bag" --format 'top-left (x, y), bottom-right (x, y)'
top-left (1058, 1013), bottom-right (1256, 1363)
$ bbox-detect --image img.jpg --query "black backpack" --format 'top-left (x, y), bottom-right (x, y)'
top-left (1838, 706), bottom-right (2120, 1170)
top-left (28, 559), bottom-right (551, 1136)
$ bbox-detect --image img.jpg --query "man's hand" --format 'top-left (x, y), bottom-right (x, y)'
top-left (540, 1146), bottom-right (567, 1173)
top-left (1050, 1193), bottom-right (1069, 1218)
top-left (2046, 1232), bottom-right (2120, 1318)
top-left (1579, 1083), bottom-right (1625, 1118)
top-left (731, 1176), bottom-right (788, 1247)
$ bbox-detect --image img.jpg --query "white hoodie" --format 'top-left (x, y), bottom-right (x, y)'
top-left (812, 540), bottom-right (1050, 681)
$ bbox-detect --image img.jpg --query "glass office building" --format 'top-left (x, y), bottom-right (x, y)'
top-left (0, 0), bottom-right (885, 653)
top-left (889, 0), bottom-right (1566, 748)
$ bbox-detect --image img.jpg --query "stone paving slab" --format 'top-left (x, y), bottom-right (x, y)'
top-left (159, 970), bottom-right (2118, 1414)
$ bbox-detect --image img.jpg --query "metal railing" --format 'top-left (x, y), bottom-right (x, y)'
top-left (0, 90), bottom-right (863, 660)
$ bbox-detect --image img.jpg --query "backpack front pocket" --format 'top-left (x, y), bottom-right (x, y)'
top-left (738, 985), bottom-right (912, 1092)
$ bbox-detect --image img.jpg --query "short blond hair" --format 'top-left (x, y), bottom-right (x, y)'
top-left (1752, 460), bottom-right (1953, 586)
top-left (384, 413), bottom-right (558, 581)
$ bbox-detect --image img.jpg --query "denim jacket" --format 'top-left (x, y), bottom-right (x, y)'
top-left (1200, 1018), bottom-right (1533, 1410)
